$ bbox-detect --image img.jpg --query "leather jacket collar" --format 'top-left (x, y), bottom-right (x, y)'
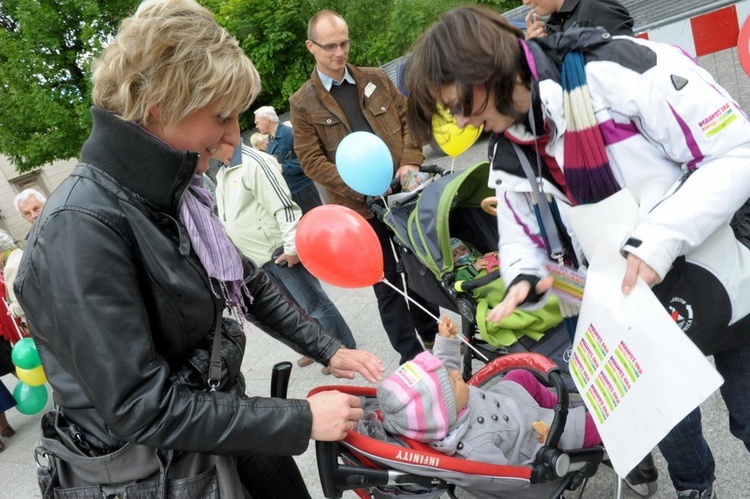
top-left (80, 107), bottom-right (198, 215)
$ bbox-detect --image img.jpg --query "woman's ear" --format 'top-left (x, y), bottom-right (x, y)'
top-left (148, 104), bottom-right (161, 126)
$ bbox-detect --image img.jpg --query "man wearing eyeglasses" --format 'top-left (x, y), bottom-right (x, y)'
top-left (290, 9), bottom-right (439, 364)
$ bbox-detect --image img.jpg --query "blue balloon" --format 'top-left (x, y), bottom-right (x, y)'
top-left (335, 132), bottom-right (394, 196)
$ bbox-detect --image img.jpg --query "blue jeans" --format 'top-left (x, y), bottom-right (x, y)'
top-left (262, 261), bottom-right (356, 349)
top-left (657, 339), bottom-right (750, 491)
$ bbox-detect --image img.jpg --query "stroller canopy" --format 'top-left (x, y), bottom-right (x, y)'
top-left (384, 161), bottom-right (496, 279)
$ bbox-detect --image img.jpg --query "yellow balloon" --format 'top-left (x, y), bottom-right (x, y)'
top-left (16, 365), bottom-right (47, 387)
top-left (431, 105), bottom-right (483, 158)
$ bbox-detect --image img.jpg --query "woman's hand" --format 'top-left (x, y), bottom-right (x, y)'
top-left (327, 348), bottom-right (384, 383)
top-left (621, 253), bottom-right (660, 295)
top-left (308, 390), bottom-right (364, 441)
top-left (485, 275), bottom-right (554, 324)
top-left (525, 10), bottom-right (547, 39)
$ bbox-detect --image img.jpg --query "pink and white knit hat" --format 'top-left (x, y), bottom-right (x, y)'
top-left (377, 352), bottom-right (457, 442)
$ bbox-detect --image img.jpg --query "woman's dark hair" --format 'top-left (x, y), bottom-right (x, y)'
top-left (404, 5), bottom-right (527, 143)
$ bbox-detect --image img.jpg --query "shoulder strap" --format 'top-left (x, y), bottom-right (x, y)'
top-left (207, 313), bottom-right (223, 392)
top-left (510, 142), bottom-right (566, 261)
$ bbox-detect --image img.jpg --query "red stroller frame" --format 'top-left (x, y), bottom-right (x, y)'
top-left (311, 353), bottom-right (606, 499)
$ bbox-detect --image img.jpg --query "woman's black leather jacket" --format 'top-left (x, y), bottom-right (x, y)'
top-left (15, 107), bottom-right (342, 454)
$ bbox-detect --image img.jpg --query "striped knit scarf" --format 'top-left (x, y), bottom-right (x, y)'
top-left (179, 174), bottom-right (250, 320)
top-left (561, 51), bottom-right (621, 204)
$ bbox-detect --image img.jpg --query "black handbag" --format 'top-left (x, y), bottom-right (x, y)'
top-left (170, 316), bottom-right (247, 396)
top-left (36, 410), bottom-right (245, 498)
top-left (35, 316), bottom-right (247, 498)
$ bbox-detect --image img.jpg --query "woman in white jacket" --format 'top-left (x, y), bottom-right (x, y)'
top-left (402, 6), bottom-right (750, 498)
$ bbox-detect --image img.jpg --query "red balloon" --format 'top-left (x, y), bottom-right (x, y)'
top-left (739, 15), bottom-right (750, 77)
top-left (296, 205), bottom-right (383, 288)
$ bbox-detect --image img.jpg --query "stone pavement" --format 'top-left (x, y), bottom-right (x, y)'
top-left (0, 142), bottom-right (749, 497)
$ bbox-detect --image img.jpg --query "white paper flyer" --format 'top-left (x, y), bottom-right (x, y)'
top-left (571, 231), bottom-right (723, 477)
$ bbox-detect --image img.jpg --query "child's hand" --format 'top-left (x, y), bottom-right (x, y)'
top-left (532, 420), bottom-right (550, 443)
top-left (438, 316), bottom-right (458, 339)
top-left (476, 253), bottom-right (500, 272)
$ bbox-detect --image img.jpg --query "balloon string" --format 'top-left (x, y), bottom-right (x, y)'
top-left (2, 297), bottom-right (25, 343)
top-left (379, 277), bottom-right (489, 362)
top-left (450, 157), bottom-right (456, 174)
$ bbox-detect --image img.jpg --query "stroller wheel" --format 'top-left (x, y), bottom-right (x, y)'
top-left (621, 453), bottom-right (659, 497)
top-left (604, 453), bottom-right (659, 498)
top-left (622, 478), bottom-right (658, 497)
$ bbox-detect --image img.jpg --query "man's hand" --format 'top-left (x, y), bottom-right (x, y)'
top-left (395, 164), bottom-right (420, 184)
top-left (485, 276), bottom-right (554, 324)
top-left (308, 390), bottom-right (364, 441)
top-left (275, 252), bottom-right (300, 267)
top-left (621, 253), bottom-right (660, 295)
top-left (327, 347), bottom-right (384, 383)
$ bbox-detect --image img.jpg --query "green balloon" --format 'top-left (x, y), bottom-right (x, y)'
top-left (13, 381), bottom-right (48, 415)
top-left (11, 337), bottom-right (41, 370)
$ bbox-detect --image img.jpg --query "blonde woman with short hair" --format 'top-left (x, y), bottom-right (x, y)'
top-left (14, 1), bottom-right (383, 496)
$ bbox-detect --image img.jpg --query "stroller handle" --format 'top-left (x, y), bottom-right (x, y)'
top-left (365, 164), bottom-right (448, 215)
top-left (454, 269), bottom-right (500, 294)
top-left (419, 164), bottom-right (445, 176)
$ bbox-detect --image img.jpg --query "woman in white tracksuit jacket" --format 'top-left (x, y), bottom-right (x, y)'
top-left (402, 6), bottom-right (750, 497)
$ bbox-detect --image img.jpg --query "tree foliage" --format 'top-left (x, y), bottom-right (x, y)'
top-left (211, 0), bottom-right (520, 130)
top-left (1, 0), bottom-right (520, 172)
top-left (0, 0), bottom-right (139, 172)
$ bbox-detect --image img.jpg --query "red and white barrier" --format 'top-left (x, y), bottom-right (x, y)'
top-left (636, 0), bottom-right (750, 58)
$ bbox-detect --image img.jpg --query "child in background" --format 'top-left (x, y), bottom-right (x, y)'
top-left (377, 316), bottom-right (601, 465)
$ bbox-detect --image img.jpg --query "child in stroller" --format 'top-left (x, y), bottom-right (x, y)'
top-left (450, 238), bottom-right (499, 282)
top-left (377, 317), bottom-right (602, 467)
top-left (311, 347), bottom-right (657, 499)
top-left (375, 161), bottom-right (568, 380)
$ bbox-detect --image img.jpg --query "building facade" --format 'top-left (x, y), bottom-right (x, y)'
top-left (0, 155), bottom-right (77, 247)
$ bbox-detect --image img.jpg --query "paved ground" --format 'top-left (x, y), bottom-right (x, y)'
top-left (1, 141), bottom-right (749, 498)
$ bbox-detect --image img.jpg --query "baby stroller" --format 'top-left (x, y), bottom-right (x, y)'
top-left (311, 352), bottom-right (658, 498)
top-left (369, 162), bottom-right (573, 383)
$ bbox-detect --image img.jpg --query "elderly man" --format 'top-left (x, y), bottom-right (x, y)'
top-left (14, 188), bottom-right (47, 224)
top-left (254, 106), bottom-right (322, 214)
top-left (6, 189), bottom-right (47, 323)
